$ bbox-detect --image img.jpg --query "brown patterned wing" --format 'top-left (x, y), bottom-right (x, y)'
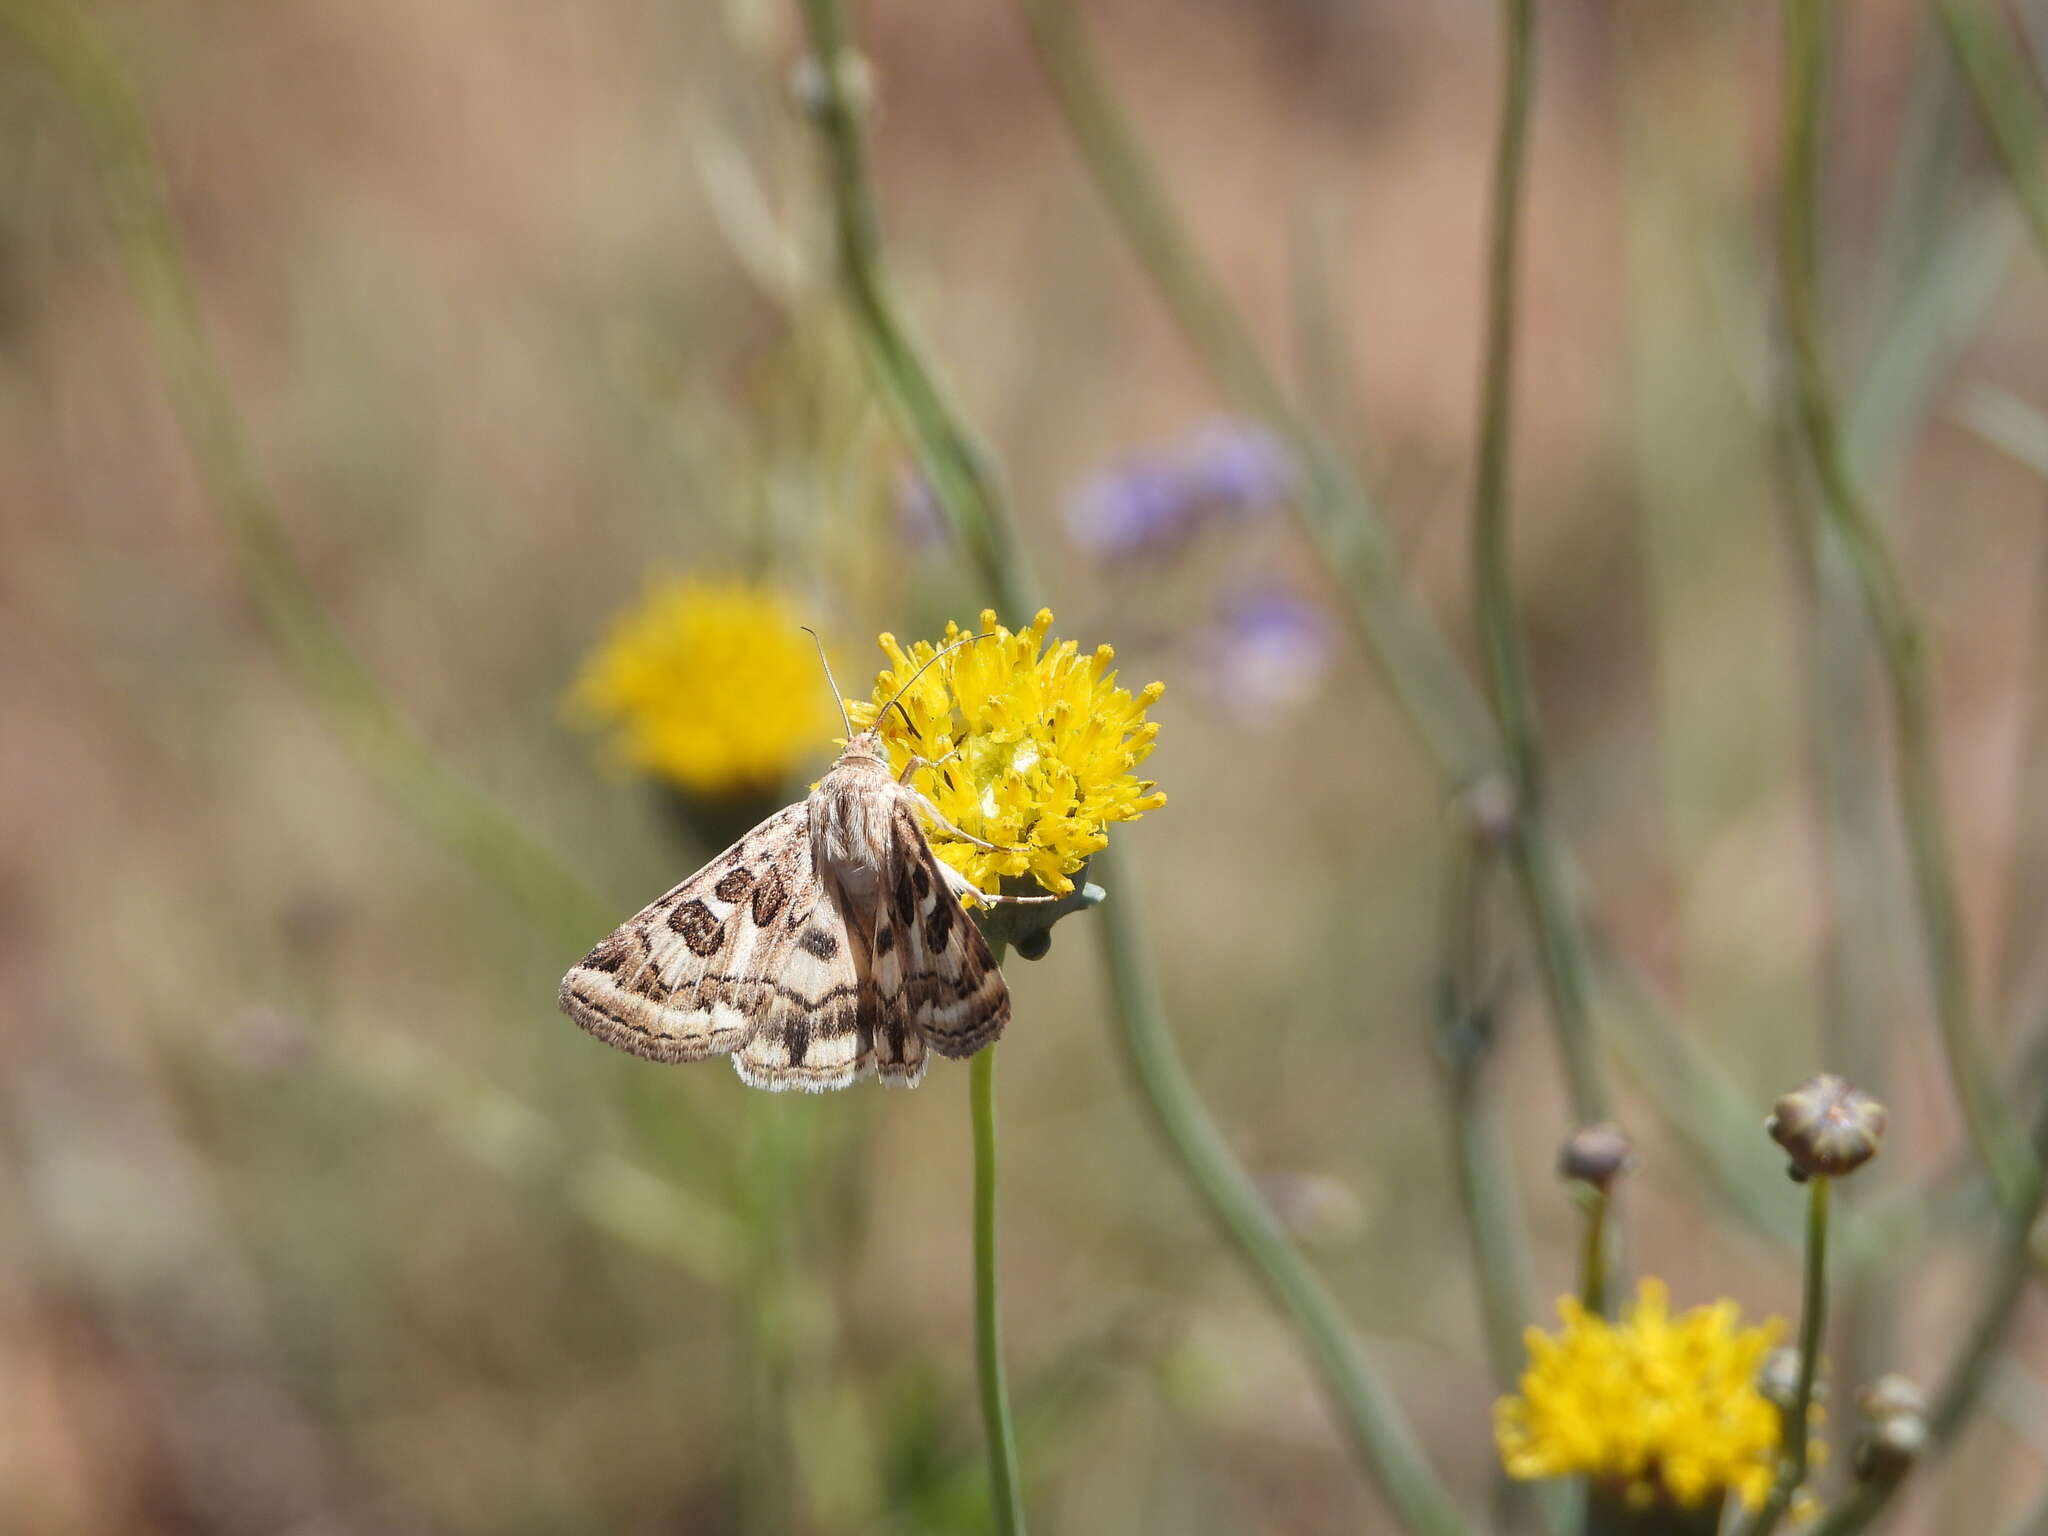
top-left (874, 802), bottom-right (1009, 1061)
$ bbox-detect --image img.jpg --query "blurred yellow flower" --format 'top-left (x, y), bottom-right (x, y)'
top-left (848, 608), bottom-right (1165, 899)
top-left (570, 578), bottom-right (830, 797)
top-left (1496, 1278), bottom-right (1798, 1515)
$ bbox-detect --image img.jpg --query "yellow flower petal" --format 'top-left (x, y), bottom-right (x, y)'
top-left (1493, 1278), bottom-right (1810, 1515)
top-left (848, 608), bottom-right (1166, 898)
top-left (568, 579), bottom-right (831, 798)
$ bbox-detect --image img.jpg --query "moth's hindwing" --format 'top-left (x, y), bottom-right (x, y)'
top-left (878, 800), bottom-right (1008, 1060)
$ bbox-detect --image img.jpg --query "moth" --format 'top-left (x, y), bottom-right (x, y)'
top-left (558, 634), bottom-right (1049, 1091)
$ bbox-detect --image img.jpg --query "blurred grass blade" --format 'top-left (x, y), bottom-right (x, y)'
top-left (0, 0), bottom-right (611, 943)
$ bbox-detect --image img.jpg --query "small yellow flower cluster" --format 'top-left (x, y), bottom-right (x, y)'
top-left (1496, 1279), bottom-right (1791, 1514)
top-left (569, 579), bottom-right (831, 798)
top-left (848, 609), bottom-right (1166, 899)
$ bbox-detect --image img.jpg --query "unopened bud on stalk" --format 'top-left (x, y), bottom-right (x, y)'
top-left (1852, 1374), bottom-right (1928, 1483)
top-left (1767, 1074), bottom-right (1887, 1178)
top-left (1758, 1347), bottom-right (1805, 1410)
top-left (1559, 1123), bottom-right (1634, 1192)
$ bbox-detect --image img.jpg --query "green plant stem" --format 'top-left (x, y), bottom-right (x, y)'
top-left (0, 0), bottom-right (610, 944)
top-left (1806, 1126), bottom-right (2048, 1535)
top-left (1577, 1189), bottom-right (1610, 1319)
top-left (1432, 818), bottom-right (1568, 1536)
top-left (1095, 844), bottom-right (1470, 1536)
top-left (1777, 0), bottom-right (2036, 1216)
top-left (1744, 1176), bottom-right (1831, 1536)
top-left (1012, 0), bottom-right (1495, 785)
top-left (1937, 0), bottom-right (2048, 263)
top-left (970, 1044), bottom-right (1027, 1536)
top-left (793, 5), bottom-right (1465, 1523)
top-left (1471, 0), bottom-right (1609, 1126)
top-left (793, 0), bottom-right (1031, 612)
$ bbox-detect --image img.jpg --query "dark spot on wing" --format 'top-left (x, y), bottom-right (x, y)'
top-left (799, 925), bottom-right (839, 960)
top-left (585, 935), bottom-right (632, 974)
top-left (783, 1016), bottom-right (811, 1066)
top-left (874, 922), bottom-right (896, 956)
top-left (882, 1015), bottom-right (907, 1061)
top-left (714, 867), bottom-right (753, 903)
top-left (925, 893), bottom-right (954, 951)
top-left (671, 899), bottom-right (725, 957)
top-left (751, 868), bottom-right (787, 927)
top-left (913, 861), bottom-right (932, 901)
top-left (892, 864), bottom-right (917, 926)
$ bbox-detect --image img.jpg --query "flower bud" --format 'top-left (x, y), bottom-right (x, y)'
top-left (1852, 1376), bottom-right (1928, 1484)
top-left (1559, 1123), bottom-right (1634, 1192)
top-left (1767, 1074), bottom-right (1887, 1177)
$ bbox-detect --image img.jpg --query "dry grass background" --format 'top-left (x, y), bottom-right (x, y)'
top-left (2, 0), bottom-right (2046, 1530)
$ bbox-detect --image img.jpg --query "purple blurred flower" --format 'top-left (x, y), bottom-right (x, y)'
top-left (1193, 585), bottom-right (1338, 719)
top-left (1066, 419), bottom-right (1298, 560)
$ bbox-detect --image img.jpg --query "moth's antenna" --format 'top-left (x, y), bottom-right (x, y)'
top-left (800, 626), bottom-right (855, 738)
top-left (877, 630), bottom-right (996, 734)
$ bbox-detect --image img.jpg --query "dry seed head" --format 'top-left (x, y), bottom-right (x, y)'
top-left (1767, 1074), bottom-right (1887, 1178)
top-left (1559, 1123), bottom-right (1634, 1192)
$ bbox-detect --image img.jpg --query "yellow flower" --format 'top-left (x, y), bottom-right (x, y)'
top-left (847, 608), bottom-right (1165, 899)
top-left (1496, 1279), bottom-right (1799, 1515)
top-left (569, 578), bottom-right (830, 797)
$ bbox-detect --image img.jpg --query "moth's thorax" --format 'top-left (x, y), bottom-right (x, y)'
top-left (811, 733), bottom-right (903, 894)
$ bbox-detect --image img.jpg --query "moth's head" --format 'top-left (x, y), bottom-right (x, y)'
top-left (838, 728), bottom-right (889, 769)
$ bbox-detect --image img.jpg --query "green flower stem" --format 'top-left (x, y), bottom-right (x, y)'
top-left (970, 1043), bottom-right (1028, 1536)
top-left (1433, 826), bottom-right (1569, 1536)
top-left (0, 0), bottom-right (610, 945)
top-left (1577, 1188), bottom-right (1610, 1320)
top-left (1095, 844), bottom-right (1471, 1536)
top-left (793, 0), bottom-right (1032, 614)
top-left (1778, 0), bottom-right (2037, 1217)
top-left (794, 3), bottom-right (1464, 1523)
top-left (1937, 0), bottom-right (2048, 264)
top-left (1012, 0), bottom-right (1494, 786)
top-left (1745, 1176), bottom-right (1831, 1536)
top-left (1471, 0), bottom-right (1609, 1126)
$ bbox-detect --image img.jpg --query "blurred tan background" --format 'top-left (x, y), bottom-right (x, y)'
top-left (3, 0), bottom-right (2046, 1530)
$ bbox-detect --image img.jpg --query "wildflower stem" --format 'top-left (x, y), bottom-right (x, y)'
top-left (1012, 0), bottom-right (1497, 785)
top-left (0, 0), bottom-right (610, 943)
top-left (1777, 0), bottom-right (2037, 1217)
top-left (793, 0), bottom-right (1035, 612)
top-left (970, 1043), bottom-right (1029, 1536)
top-left (1095, 844), bottom-right (1472, 1536)
top-left (1018, 0), bottom-right (1812, 1250)
top-left (1472, 0), bottom-right (1610, 1127)
top-left (1577, 1189), bottom-right (1610, 1319)
top-left (1936, 0), bottom-right (2048, 264)
top-left (1809, 1097), bottom-right (2048, 1534)
top-left (1747, 1175), bottom-right (1831, 1536)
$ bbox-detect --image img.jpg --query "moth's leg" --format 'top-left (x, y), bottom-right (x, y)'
top-left (897, 748), bottom-right (962, 785)
top-left (933, 859), bottom-right (1060, 908)
top-left (909, 789), bottom-right (1001, 851)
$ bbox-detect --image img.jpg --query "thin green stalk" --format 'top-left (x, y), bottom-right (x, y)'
top-left (793, 5), bottom-right (1466, 1523)
top-left (1937, 0), bottom-right (2048, 263)
top-left (793, 0), bottom-right (1031, 614)
top-left (1744, 1176), bottom-right (1831, 1536)
top-left (0, 0), bottom-right (609, 943)
top-left (1471, 0), bottom-right (1608, 1125)
top-left (1095, 844), bottom-right (1471, 1536)
top-left (1433, 816), bottom-right (1567, 1536)
top-left (1806, 1134), bottom-right (2047, 1534)
top-left (1576, 1189), bottom-right (1610, 1319)
top-left (1017, 0), bottom-right (1816, 1249)
top-left (1777, 0), bottom-right (2037, 1215)
top-left (1012, 0), bottom-right (1496, 786)
top-left (971, 1045), bottom-right (1027, 1536)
